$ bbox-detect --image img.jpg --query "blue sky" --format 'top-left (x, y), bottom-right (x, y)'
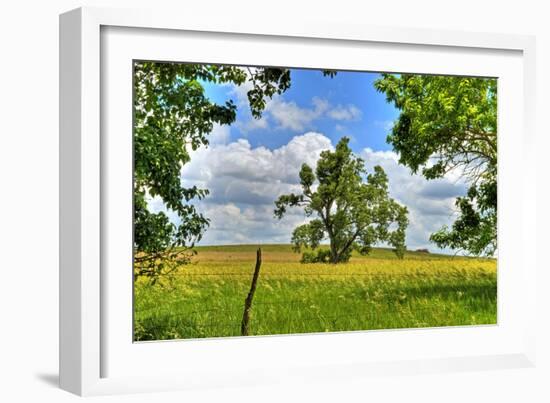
top-left (149, 66), bottom-right (468, 253)
top-left (201, 69), bottom-right (399, 152)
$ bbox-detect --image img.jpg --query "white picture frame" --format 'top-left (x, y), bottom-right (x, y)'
top-left (59, 6), bottom-right (537, 396)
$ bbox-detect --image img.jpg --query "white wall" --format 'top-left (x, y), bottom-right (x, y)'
top-left (0, 1), bottom-right (548, 402)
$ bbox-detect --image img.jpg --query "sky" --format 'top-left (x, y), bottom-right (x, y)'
top-left (148, 67), bottom-right (468, 253)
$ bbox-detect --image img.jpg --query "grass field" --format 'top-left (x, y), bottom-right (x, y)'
top-left (134, 244), bottom-right (497, 341)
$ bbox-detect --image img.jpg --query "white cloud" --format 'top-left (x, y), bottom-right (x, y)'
top-left (335, 124), bottom-right (346, 132)
top-left (149, 132), bottom-right (468, 253)
top-left (360, 147), bottom-right (467, 251)
top-left (195, 203), bottom-right (310, 245)
top-left (208, 124), bottom-right (231, 145)
top-left (328, 104), bottom-right (362, 121)
top-left (183, 132), bottom-right (332, 185)
top-left (178, 132), bottom-right (333, 245)
top-left (266, 96), bottom-right (329, 131)
top-left (236, 115), bottom-right (270, 132)
top-left (261, 96), bottom-right (362, 132)
top-left (228, 80), bottom-right (362, 132)
top-left (374, 120), bottom-right (395, 131)
top-left (264, 98), bottom-right (361, 131)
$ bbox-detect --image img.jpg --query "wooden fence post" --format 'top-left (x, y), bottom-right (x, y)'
top-left (241, 248), bottom-right (262, 336)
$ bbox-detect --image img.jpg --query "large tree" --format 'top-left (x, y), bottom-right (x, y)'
top-left (133, 62), bottom-right (291, 281)
top-left (274, 137), bottom-right (408, 264)
top-left (374, 74), bottom-right (497, 256)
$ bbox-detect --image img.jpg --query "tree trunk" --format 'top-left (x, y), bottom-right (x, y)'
top-left (329, 240), bottom-right (339, 264)
top-left (241, 248), bottom-right (262, 336)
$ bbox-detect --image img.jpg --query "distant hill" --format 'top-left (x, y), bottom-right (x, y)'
top-left (188, 244), bottom-right (492, 261)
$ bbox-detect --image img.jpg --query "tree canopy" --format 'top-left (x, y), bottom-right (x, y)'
top-left (133, 62), bottom-right (291, 281)
top-left (274, 137), bottom-right (408, 264)
top-left (374, 74), bottom-right (497, 255)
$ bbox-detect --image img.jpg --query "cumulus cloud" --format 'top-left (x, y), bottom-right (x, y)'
top-left (208, 124), bottom-right (231, 145)
top-left (334, 124), bottom-right (346, 132)
top-left (149, 132), bottom-right (468, 252)
top-left (183, 132), bottom-right (332, 186)
top-left (260, 96), bottom-right (362, 132)
top-left (328, 104), bottom-right (362, 121)
top-left (236, 115), bottom-right (270, 132)
top-left (193, 203), bottom-right (310, 245)
top-left (360, 148), bottom-right (468, 251)
top-left (374, 120), bottom-right (395, 131)
top-left (268, 96), bottom-right (329, 131)
top-left (228, 80), bottom-right (362, 132)
top-left (178, 132), bottom-right (333, 245)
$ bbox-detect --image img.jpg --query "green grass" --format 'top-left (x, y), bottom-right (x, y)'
top-left (134, 244), bottom-right (497, 341)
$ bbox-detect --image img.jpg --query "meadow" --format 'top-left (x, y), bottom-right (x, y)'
top-left (133, 244), bottom-right (497, 341)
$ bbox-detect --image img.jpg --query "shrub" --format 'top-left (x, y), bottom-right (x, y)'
top-left (300, 249), bottom-right (332, 263)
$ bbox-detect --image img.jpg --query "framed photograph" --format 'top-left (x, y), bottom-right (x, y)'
top-left (60, 6), bottom-right (537, 396)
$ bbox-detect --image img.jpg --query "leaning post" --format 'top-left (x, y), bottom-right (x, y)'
top-left (241, 248), bottom-right (262, 336)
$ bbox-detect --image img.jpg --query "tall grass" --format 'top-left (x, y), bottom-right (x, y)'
top-left (134, 244), bottom-right (497, 341)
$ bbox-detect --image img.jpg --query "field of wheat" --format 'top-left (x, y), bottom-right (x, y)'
top-left (133, 244), bottom-right (497, 341)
